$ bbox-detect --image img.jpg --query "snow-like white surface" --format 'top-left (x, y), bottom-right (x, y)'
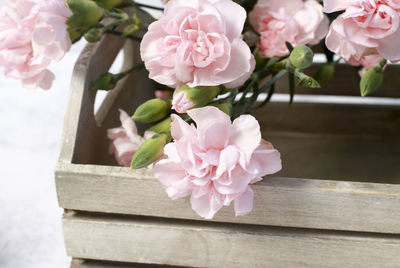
top-left (0, 39), bottom-right (86, 268)
top-left (0, 1), bottom-right (163, 267)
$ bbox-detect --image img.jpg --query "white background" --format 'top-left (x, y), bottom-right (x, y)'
top-left (0, 0), bottom-right (162, 267)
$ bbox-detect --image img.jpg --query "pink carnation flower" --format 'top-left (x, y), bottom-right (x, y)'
top-left (0, 0), bottom-right (71, 90)
top-left (172, 90), bottom-right (196, 114)
top-left (324, 0), bottom-right (400, 62)
top-left (249, 0), bottom-right (329, 58)
top-left (108, 109), bottom-right (155, 167)
top-left (140, 0), bottom-right (255, 89)
top-left (153, 106), bottom-right (282, 219)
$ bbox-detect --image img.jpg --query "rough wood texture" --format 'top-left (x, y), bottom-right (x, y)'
top-left (63, 213), bottom-right (400, 268)
top-left (274, 63), bottom-right (400, 97)
top-left (71, 259), bottom-right (181, 268)
top-left (56, 163), bottom-right (400, 234)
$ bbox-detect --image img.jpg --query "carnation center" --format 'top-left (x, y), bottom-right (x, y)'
top-left (179, 15), bottom-right (226, 68)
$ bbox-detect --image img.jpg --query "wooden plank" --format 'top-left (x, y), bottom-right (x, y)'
top-left (55, 163), bottom-right (400, 234)
top-left (63, 213), bottom-right (400, 268)
top-left (275, 63), bottom-right (400, 97)
top-left (71, 259), bottom-right (181, 268)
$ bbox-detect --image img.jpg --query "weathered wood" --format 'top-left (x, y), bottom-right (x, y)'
top-left (56, 162), bottom-right (400, 234)
top-left (275, 63), bottom-right (400, 97)
top-left (63, 213), bottom-right (400, 268)
top-left (71, 259), bottom-right (181, 268)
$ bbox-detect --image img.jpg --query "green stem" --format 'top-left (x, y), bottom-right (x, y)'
top-left (105, 30), bottom-right (142, 41)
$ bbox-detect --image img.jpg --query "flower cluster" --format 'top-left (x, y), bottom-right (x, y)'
top-left (1, 0), bottom-right (399, 218)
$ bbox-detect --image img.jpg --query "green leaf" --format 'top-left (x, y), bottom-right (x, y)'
top-left (360, 67), bottom-right (383, 97)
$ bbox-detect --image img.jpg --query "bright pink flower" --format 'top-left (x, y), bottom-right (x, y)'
top-left (249, 0), bottom-right (329, 58)
top-left (108, 109), bottom-right (155, 167)
top-left (324, 0), bottom-right (400, 62)
top-left (140, 0), bottom-right (255, 89)
top-left (0, 0), bottom-right (71, 90)
top-left (172, 90), bottom-right (196, 113)
top-left (153, 106), bottom-right (282, 219)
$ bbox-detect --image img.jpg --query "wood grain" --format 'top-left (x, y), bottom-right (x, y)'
top-left (56, 162), bottom-right (400, 234)
top-left (63, 213), bottom-right (400, 268)
top-left (71, 259), bottom-right (182, 268)
top-left (274, 63), bottom-right (400, 97)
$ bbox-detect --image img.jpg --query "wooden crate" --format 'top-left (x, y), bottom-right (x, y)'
top-left (56, 35), bottom-right (400, 267)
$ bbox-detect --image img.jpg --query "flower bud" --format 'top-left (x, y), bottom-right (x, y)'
top-left (148, 117), bottom-right (171, 134)
top-left (84, 27), bottom-right (105, 42)
top-left (67, 0), bottom-right (104, 29)
top-left (132, 98), bottom-right (172, 123)
top-left (91, 72), bottom-right (120, 91)
top-left (173, 85), bottom-right (219, 113)
top-left (289, 45), bottom-right (314, 70)
top-left (130, 133), bottom-right (168, 169)
top-left (212, 102), bottom-right (232, 116)
top-left (314, 64), bottom-right (335, 87)
top-left (360, 66), bottom-right (383, 97)
top-left (94, 0), bottom-right (123, 9)
top-left (295, 70), bottom-right (320, 88)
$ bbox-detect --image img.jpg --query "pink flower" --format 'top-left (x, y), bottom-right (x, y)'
top-left (0, 0), bottom-right (71, 90)
top-left (108, 109), bottom-right (155, 167)
top-left (249, 0), bottom-right (329, 58)
top-left (140, 0), bottom-right (255, 89)
top-left (172, 90), bottom-right (196, 114)
top-left (324, 0), bottom-right (400, 62)
top-left (153, 106), bottom-right (282, 219)
top-left (348, 53), bottom-right (383, 75)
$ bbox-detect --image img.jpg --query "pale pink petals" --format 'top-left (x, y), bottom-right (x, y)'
top-left (234, 187), bottom-right (254, 216)
top-left (0, 0), bottom-right (71, 90)
top-left (108, 109), bottom-right (155, 167)
top-left (153, 106), bottom-right (282, 219)
top-left (250, 0), bottom-right (329, 58)
top-left (172, 90), bottom-right (196, 114)
top-left (324, 0), bottom-right (400, 62)
top-left (140, 0), bottom-right (254, 89)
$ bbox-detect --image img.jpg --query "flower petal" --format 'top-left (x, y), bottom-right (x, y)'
top-left (234, 187), bottom-right (254, 216)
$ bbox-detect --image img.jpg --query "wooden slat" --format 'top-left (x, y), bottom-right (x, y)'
top-left (55, 163), bottom-right (400, 234)
top-left (71, 259), bottom-right (181, 268)
top-left (63, 213), bottom-right (400, 268)
top-left (275, 63), bottom-right (400, 97)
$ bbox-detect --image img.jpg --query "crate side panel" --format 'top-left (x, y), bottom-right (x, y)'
top-left (63, 214), bottom-right (400, 268)
top-left (56, 163), bottom-right (400, 234)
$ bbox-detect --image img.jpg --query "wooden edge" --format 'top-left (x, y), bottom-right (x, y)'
top-left (58, 34), bottom-right (126, 163)
top-left (63, 212), bottom-right (400, 268)
top-left (71, 259), bottom-right (183, 268)
top-left (55, 162), bottom-right (400, 234)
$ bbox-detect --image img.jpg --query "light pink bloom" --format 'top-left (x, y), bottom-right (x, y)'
top-left (140, 0), bottom-right (255, 89)
top-left (108, 109), bottom-right (155, 167)
top-left (153, 106), bottom-right (282, 219)
top-left (0, 0), bottom-right (71, 90)
top-left (249, 0), bottom-right (329, 58)
top-left (348, 53), bottom-right (383, 75)
top-left (324, 0), bottom-right (400, 62)
top-left (172, 90), bottom-right (196, 113)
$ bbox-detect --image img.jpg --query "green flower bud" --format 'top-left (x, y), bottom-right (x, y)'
top-left (314, 64), bottom-right (335, 87)
top-left (67, 0), bottom-right (104, 29)
top-left (178, 85), bottom-right (220, 109)
top-left (84, 27), bottom-right (105, 42)
top-left (289, 45), bottom-right (314, 70)
top-left (212, 102), bottom-right (232, 116)
top-left (91, 72), bottom-right (120, 91)
top-left (130, 133), bottom-right (168, 169)
top-left (132, 99), bottom-right (172, 123)
top-left (148, 117), bottom-right (171, 134)
top-left (295, 70), bottom-right (320, 88)
top-left (68, 27), bottom-right (84, 43)
top-left (94, 0), bottom-right (123, 9)
top-left (360, 66), bottom-right (383, 97)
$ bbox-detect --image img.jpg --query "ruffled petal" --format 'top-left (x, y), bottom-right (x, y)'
top-left (234, 187), bottom-right (254, 216)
